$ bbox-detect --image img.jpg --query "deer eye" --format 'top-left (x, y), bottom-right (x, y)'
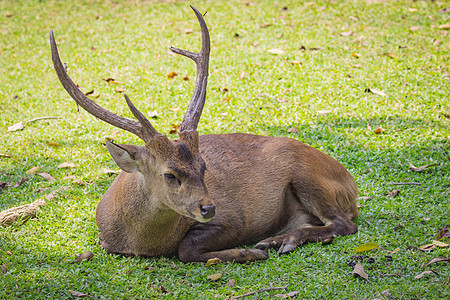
top-left (164, 173), bottom-right (176, 181)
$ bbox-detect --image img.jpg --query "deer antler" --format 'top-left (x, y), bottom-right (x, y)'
top-left (49, 30), bottom-right (160, 143)
top-left (170, 6), bottom-right (211, 132)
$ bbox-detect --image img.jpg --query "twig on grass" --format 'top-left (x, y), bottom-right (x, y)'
top-left (227, 285), bottom-right (289, 300)
top-left (24, 116), bottom-right (62, 124)
top-left (387, 182), bottom-right (423, 186)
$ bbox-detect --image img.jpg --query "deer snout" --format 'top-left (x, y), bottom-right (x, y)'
top-left (200, 204), bottom-right (216, 219)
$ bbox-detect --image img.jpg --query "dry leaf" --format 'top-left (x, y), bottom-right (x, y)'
top-left (267, 49), bottom-right (285, 55)
top-left (290, 60), bottom-right (302, 65)
top-left (169, 107), bottom-right (181, 112)
top-left (167, 71), bottom-right (177, 79)
top-left (409, 26), bottom-right (421, 31)
top-left (169, 124), bottom-right (181, 134)
top-left (84, 90), bottom-right (94, 96)
top-left (260, 23), bottom-right (273, 28)
top-left (0, 153), bottom-right (11, 158)
top-left (38, 173), bottom-right (55, 181)
top-left (374, 127), bottom-right (385, 134)
top-left (414, 270), bottom-right (434, 279)
top-left (184, 29), bottom-right (193, 34)
top-left (239, 71), bottom-right (246, 80)
top-left (221, 96), bottom-right (232, 103)
top-left (408, 8), bottom-right (419, 12)
top-left (13, 177), bottom-right (28, 188)
top-left (274, 291), bottom-right (300, 298)
top-left (419, 244), bottom-right (436, 252)
top-left (352, 263), bottom-right (369, 281)
top-left (207, 273), bottom-right (222, 281)
top-left (277, 98), bottom-right (288, 103)
top-left (26, 167), bottom-right (40, 175)
top-left (220, 112), bottom-right (229, 117)
top-left (183, 76), bottom-right (189, 81)
top-left (205, 257), bottom-right (221, 267)
top-left (340, 31), bottom-right (354, 36)
top-left (228, 279), bottom-right (236, 287)
top-left (287, 127), bottom-right (299, 133)
top-left (389, 189), bottom-right (400, 197)
top-left (103, 78), bottom-right (122, 84)
top-left (389, 248), bottom-right (400, 254)
top-left (1, 265), bottom-right (6, 274)
top-left (115, 88), bottom-right (126, 93)
top-left (355, 242), bottom-right (378, 253)
top-left (57, 162), bottom-right (76, 169)
top-left (102, 168), bottom-right (119, 174)
top-left (7, 122), bottom-right (24, 132)
top-left (408, 163), bottom-right (438, 172)
top-left (352, 52), bottom-right (360, 58)
top-left (424, 257), bottom-right (450, 266)
top-left (438, 24), bottom-right (450, 30)
top-left (436, 226), bottom-right (449, 240)
top-left (432, 240), bottom-right (449, 248)
top-left (68, 290), bottom-right (89, 297)
top-left (71, 251), bottom-right (94, 264)
top-left (48, 142), bottom-right (61, 148)
top-left (357, 196), bottom-right (372, 201)
top-left (148, 111), bottom-right (159, 118)
top-left (316, 110), bottom-right (332, 115)
top-left (383, 53), bottom-right (399, 59)
top-left (349, 16), bottom-right (358, 21)
top-left (365, 88), bottom-right (386, 96)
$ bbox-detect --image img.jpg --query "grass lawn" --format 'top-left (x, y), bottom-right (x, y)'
top-left (1, 0), bottom-right (449, 298)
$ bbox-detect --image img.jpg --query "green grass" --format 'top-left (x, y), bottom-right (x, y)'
top-left (1, 0), bottom-right (449, 298)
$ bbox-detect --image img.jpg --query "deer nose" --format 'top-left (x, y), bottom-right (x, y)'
top-left (200, 205), bottom-right (216, 219)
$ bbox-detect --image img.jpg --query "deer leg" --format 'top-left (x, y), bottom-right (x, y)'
top-left (178, 224), bottom-right (268, 263)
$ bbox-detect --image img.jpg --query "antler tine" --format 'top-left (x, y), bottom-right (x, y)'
top-left (50, 30), bottom-right (159, 143)
top-left (169, 6), bottom-right (210, 132)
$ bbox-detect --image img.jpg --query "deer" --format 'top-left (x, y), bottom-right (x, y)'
top-left (49, 6), bottom-right (358, 263)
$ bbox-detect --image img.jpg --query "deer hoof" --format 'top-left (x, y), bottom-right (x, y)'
top-left (253, 242), bottom-right (269, 251)
top-left (278, 243), bottom-right (297, 254)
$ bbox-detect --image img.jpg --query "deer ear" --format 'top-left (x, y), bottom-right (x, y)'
top-left (106, 141), bottom-right (141, 173)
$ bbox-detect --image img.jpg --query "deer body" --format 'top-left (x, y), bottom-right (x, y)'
top-left (50, 6), bottom-right (358, 263)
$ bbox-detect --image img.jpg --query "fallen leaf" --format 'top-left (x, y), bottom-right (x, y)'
top-left (167, 71), bottom-right (177, 79)
top-left (115, 88), bottom-right (126, 93)
top-left (13, 177), bottom-right (29, 188)
top-left (183, 76), bottom-right (189, 81)
top-left (432, 240), bottom-right (449, 248)
top-left (349, 16), bottom-right (358, 21)
top-left (274, 291), bottom-right (300, 298)
top-left (168, 107), bottom-right (181, 112)
top-left (433, 39), bottom-right (441, 46)
top-left (184, 28), bottom-right (193, 34)
top-left (419, 244), bottom-right (436, 252)
top-left (408, 163), bottom-right (438, 172)
top-left (436, 226), bottom-right (449, 240)
top-left (267, 49), bottom-right (285, 55)
top-left (71, 251), bottom-right (94, 264)
top-left (4, 12), bottom-right (13, 17)
top-left (424, 257), bottom-right (450, 266)
top-left (260, 23), bottom-right (273, 28)
top-left (220, 112), bottom-right (229, 117)
top-left (438, 24), bottom-right (450, 30)
top-left (357, 196), bottom-right (372, 201)
top-left (221, 96), bottom-right (232, 103)
top-left (290, 60), bottom-right (302, 65)
top-left (38, 173), bottom-right (55, 181)
top-left (355, 242), bottom-right (378, 253)
top-left (408, 8), bottom-right (419, 12)
top-left (287, 127), bottom-right (299, 133)
top-left (277, 98), bottom-right (288, 103)
top-left (374, 127), bottom-right (385, 134)
top-left (239, 71), bottom-right (246, 80)
top-left (169, 124), bottom-right (181, 134)
top-left (0, 153), bottom-right (11, 158)
top-left (148, 111), bottom-right (159, 118)
top-left (26, 167), bottom-right (40, 175)
top-left (207, 273), bottom-right (222, 281)
top-left (68, 290), bottom-right (89, 297)
top-left (103, 78), bottom-right (122, 84)
top-left (352, 263), bottom-right (369, 281)
top-left (388, 189), bottom-right (400, 197)
top-left (1, 265), bottom-right (6, 274)
top-left (7, 122), bottom-right (24, 132)
top-left (383, 53), bottom-right (399, 59)
top-left (340, 31), bottom-right (354, 36)
top-left (352, 52), bottom-right (360, 58)
top-left (228, 279), bottom-right (236, 287)
top-left (205, 257), bottom-right (221, 267)
top-left (102, 168), bottom-right (119, 174)
top-left (48, 142), bottom-right (61, 148)
top-left (409, 26), bottom-right (421, 31)
top-left (25, 116), bottom-right (62, 125)
top-left (316, 110), bottom-right (332, 115)
top-left (305, 2), bottom-right (316, 6)
top-left (439, 8), bottom-right (450, 13)
top-left (414, 270), bottom-right (434, 279)
top-left (57, 162), bottom-right (76, 169)
top-left (84, 90), bottom-right (94, 96)
top-left (365, 88), bottom-right (386, 96)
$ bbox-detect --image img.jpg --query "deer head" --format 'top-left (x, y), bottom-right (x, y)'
top-left (50, 6), bottom-right (215, 223)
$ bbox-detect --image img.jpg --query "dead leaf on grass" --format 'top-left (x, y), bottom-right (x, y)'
top-left (340, 31), bottom-right (354, 36)
top-left (167, 71), bottom-right (177, 79)
top-left (383, 53), bottom-right (399, 59)
top-left (438, 24), bottom-right (450, 30)
top-left (357, 196), bottom-right (372, 201)
top-left (68, 290), bottom-right (89, 297)
top-left (148, 111), bottom-right (159, 118)
top-left (352, 263), bottom-right (369, 281)
top-left (13, 177), bottom-right (28, 188)
top-left (103, 78), bottom-right (123, 84)
top-left (409, 26), bottom-right (421, 31)
top-left (352, 52), bottom-right (360, 58)
top-left (207, 273), bottom-right (222, 281)
top-left (267, 49), bottom-right (285, 55)
top-left (432, 240), bottom-right (449, 248)
top-left (374, 127), bottom-right (385, 134)
top-left (57, 162), bottom-right (76, 169)
top-left (419, 244), bottom-right (436, 252)
top-left (205, 257), bottom-right (221, 267)
top-left (48, 142), bottom-right (61, 148)
top-left (316, 110), bottom-right (332, 115)
top-left (355, 242), bottom-right (378, 253)
top-left (38, 173), bottom-right (55, 181)
top-left (115, 88), bottom-right (126, 93)
top-left (408, 163), bottom-right (438, 172)
top-left (287, 127), bottom-right (299, 133)
top-left (71, 251), bottom-right (94, 264)
top-left (0, 154), bottom-right (11, 158)
top-left (414, 270), bottom-right (434, 279)
top-left (424, 257), bottom-right (450, 266)
top-left (228, 279), bottom-right (236, 287)
top-left (389, 189), bottom-right (400, 197)
top-left (436, 226), bottom-right (449, 240)
top-left (274, 291), bottom-right (300, 298)
top-left (169, 124), bottom-right (181, 134)
top-left (365, 88), bottom-right (386, 96)
top-left (102, 168), bottom-right (119, 175)
top-left (1, 265), bottom-right (6, 274)
top-left (7, 122), bottom-right (24, 132)
top-left (168, 107), bottom-right (181, 112)
top-left (26, 167), bottom-right (39, 175)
